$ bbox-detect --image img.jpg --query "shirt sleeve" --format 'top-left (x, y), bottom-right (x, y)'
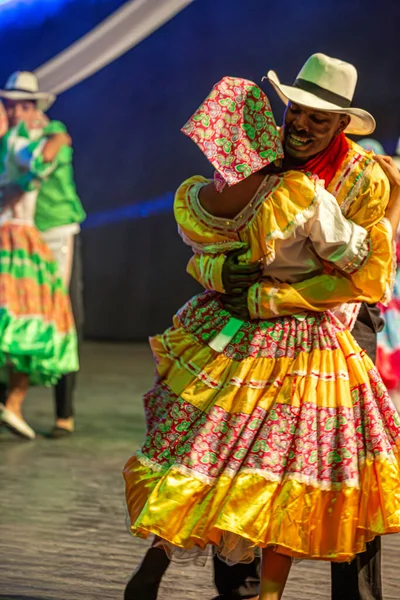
top-left (186, 253), bottom-right (226, 293)
top-left (13, 121), bottom-right (72, 190)
top-left (304, 186), bottom-right (370, 274)
top-left (248, 165), bottom-right (393, 319)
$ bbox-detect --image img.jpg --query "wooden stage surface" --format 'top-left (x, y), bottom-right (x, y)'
top-left (1, 342), bottom-right (399, 599)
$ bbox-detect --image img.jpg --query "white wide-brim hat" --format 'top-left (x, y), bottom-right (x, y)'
top-left (0, 71), bottom-right (55, 112)
top-left (265, 53), bottom-right (375, 136)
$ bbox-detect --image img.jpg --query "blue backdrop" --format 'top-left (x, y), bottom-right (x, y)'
top-left (0, 0), bottom-right (399, 339)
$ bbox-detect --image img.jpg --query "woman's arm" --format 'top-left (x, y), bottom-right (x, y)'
top-left (187, 247), bottom-right (261, 294)
top-left (42, 132), bottom-right (72, 163)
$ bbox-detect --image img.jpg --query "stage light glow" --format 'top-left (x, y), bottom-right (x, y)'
top-left (0, 0), bottom-right (118, 31)
top-left (82, 192), bottom-right (174, 230)
top-left (0, 0), bottom-right (76, 29)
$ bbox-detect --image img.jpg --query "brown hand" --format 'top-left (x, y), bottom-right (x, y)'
top-left (375, 155), bottom-right (400, 234)
top-left (42, 133), bottom-right (72, 163)
top-left (222, 246), bottom-right (262, 295)
top-left (220, 289), bottom-right (250, 320)
top-left (375, 155), bottom-right (400, 187)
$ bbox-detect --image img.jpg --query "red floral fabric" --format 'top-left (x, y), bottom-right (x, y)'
top-left (182, 76), bottom-right (284, 187)
top-left (140, 375), bottom-right (400, 487)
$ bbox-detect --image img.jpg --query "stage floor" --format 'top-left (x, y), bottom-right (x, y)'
top-left (1, 342), bottom-right (399, 600)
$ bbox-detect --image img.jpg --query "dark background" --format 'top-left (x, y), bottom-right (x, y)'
top-left (1, 0), bottom-right (399, 340)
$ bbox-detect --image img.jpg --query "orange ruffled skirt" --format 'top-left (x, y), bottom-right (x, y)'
top-left (123, 291), bottom-right (400, 563)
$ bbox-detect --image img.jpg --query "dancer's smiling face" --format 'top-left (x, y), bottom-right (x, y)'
top-left (283, 102), bottom-right (350, 162)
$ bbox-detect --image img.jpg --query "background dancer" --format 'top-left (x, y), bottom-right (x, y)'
top-left (0, 103), bottom-right (79, 439)
top-left (0, 71), bottom-right (85, 438)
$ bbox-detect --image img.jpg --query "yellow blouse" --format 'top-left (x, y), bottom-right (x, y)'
top-left (183, 139), bottom-right (393, 319)
top-left (176, 171), bottom-right (322, 286)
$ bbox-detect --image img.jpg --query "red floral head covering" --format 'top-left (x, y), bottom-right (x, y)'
top-left (182, 76), bottom-right (284, 188)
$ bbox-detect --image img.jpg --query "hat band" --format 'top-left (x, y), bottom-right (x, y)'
top-left (4, 87), bottom-right (38, 95)
top-left (293, 78), bottom-right (352, 108)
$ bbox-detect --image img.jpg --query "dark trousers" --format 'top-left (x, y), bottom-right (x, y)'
top-left (213, 303), bottom-right (384, 600)
top-left (1, 235), bottom-right (84, 420)
top-left (331, 538), bottom-right (382, 600)
top-left (213, 554), bottom-right (260, 599)
top-left (327, 303), bottom-right (383, 600)
top-left (54, 235), bottom-right (84, 419)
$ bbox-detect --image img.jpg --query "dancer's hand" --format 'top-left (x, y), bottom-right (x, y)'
top-left (0, 184), bottom-right (24, 215)
top-left (220, 289), bottom-right (250, 320)
top-left (375, 155), bottom-right (400, 188)
top-left (222, 246), bottom-right (262, 295)
top-left (376, 155), bottom-right (400, 234)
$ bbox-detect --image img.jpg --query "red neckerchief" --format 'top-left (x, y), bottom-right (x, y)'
top-left (295, 132), bottom-right (349, 187)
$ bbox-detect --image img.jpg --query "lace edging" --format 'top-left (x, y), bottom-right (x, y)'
top-left (340, 237), bottom-right (372, 276)
top-left (381, 237), bottom-right (397, 306)
top-left (339, 157), bottom-right (372, 217)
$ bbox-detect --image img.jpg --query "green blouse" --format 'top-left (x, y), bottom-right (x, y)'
top-left (32, 120), bottom-right (86, 232)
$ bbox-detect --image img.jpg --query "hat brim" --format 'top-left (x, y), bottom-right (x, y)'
top-left (0, 89), bottom-right (55, 112)
top-left (266, 70), bottom-right (375, 136)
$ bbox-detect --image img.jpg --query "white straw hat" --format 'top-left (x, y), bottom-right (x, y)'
top-left (265, 53), bottom-right (375, 136)
top-left (0, 71), bottom-right (55, 112)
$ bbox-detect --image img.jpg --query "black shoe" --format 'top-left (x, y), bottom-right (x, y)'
top-left (47, 426), bottom-right (74, 439)
top-left (124, 546), bottom-right (171, 600)
top-left (211, 597), bottom-right (259, 600)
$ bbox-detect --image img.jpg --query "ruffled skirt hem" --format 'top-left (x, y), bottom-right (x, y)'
top-left (124, 453), bottom-right (400, 563)
top-left (124, 292), bottom-right (400, 562)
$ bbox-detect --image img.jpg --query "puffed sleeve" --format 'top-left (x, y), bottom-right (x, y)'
top-left (175, 175), bottom-right (247, 292)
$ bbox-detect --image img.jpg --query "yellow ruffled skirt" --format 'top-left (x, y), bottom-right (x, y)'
top-left (123, 291), bottom-right (400, 563)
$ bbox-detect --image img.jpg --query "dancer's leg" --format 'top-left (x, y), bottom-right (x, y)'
top-left (0, 371), bottom-right (34, 439)
top-left (124, 538), bottom-right (171, 600)
top-left (53, 234), bottom-right (83, 434)
top-left (54, 372), bottom-right (76, 432)
top-left (6, 371), bottom-right (29, 418)
top-left (259, 548), bottom-right (291, 600)
top-left (213, 553), bottom-right (260, 598)
top-left (331, 537), bottom-right (382, 600)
